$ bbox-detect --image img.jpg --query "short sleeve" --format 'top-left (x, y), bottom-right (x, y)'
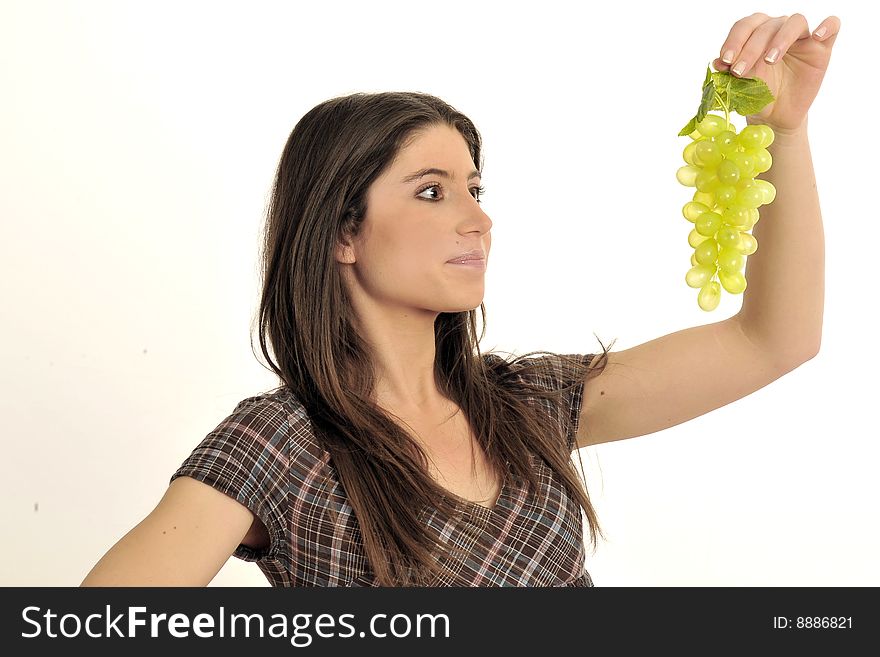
top-left (493, 352), bottom-right (595, 453)
top-left (169, 395), bottom-right (290, 562)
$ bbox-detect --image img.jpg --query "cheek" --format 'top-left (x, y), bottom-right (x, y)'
top-left (362, 234), bottom-right (438, 284)
top-left (399, 248), bottom-right (437, 273)
top-left (375, 227), bottom-right (439, 270)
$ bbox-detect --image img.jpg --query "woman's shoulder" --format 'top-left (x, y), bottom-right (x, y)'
top-left (198, 386), bottom-right (330, 467)
top-left (230, 385), bottom-right (303, 416)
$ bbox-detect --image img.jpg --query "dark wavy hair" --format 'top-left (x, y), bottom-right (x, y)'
top-left (252, 91), bottom-right (612, 586)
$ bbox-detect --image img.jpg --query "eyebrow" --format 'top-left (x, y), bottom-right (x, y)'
top-left (400, 167), bottom-right (482, 184)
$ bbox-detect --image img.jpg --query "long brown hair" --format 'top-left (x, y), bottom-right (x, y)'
top-left (253, 91), bottom-right (611, 586)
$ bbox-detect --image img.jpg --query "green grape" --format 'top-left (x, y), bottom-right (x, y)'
top-left (686, 263), bottom-right (717, 288)
top-left (697, 114), bottom-right (728, 138)
top-left (729, 152), bottom-right (756, 178)
top-left (683, 140), bottom-right (701, 165)
top-left (693, 190), bottom-right (715, 207)
top-left (695, 211), bottom-right (723, 236)
top-left (754, 179), bottom-right (776, 204)
top-left (737, 125), bottom-right (765, 150)
top-left (688, 228), bottom-right (710, 248)
top-left (713, 130), bottom-right (739, 156)
top-left (694, 238), bottom-right (719, 265)
top-left (695, 167), bottom-right (720, 193)
top-left (715, 184), bottom-right (737, 207)
top-left (734, 232), bottom-right (758, 256)
top-left (716, 226), bottom-right (742, 249)
top-left (682, 201), bottom-right (711, 222)
top-left (716, 159), bottom-right (741, 185)
top-left (750, 148), bottom-right (772, 174)
top-left (722, 205), bottom-right (750, 228)
top-left (719, 269), bottom-right (747, 294)
top-left (757, 124), bottom-right (775, 149)
top-left (746, 207), bottom-right (760, 229)
top-left (718, 247), bottom-right (745, 274)
top-left (695, 140), bottom-right (724, 167)
top-left (735, 176), bottom-right (757, 191)
top-left (698, 281), bottom-right (722, 311)
top-left (737, 186), bottom-right (764, 209)
top-left (677, 165), bottom-right (700, 186)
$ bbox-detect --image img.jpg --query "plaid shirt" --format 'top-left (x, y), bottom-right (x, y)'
top-left (170, 352), bottom-right (596, 586)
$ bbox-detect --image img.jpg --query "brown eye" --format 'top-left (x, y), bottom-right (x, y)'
top-left (416, 183), bottom-right (486, 204)
top-left (416, 184), bottom-right (442, 200)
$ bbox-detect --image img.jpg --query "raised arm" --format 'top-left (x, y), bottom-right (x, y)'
top-left (80, 476), bottom-right (263, 587)
top-left (574, 13), bottom-right (838, 449)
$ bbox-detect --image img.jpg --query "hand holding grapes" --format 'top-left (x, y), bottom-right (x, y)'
top-left (674, 13), bottom-right (840, 311)
top-left (711, 13), bottom-right (840, 134)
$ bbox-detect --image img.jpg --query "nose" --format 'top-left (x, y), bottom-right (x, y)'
top-left (464, 199), bottom-right (492, 235)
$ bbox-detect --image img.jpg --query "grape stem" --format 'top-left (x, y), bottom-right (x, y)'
top-left (713, 91), bottom-right (731, 130)
top-left (711, 85), bottom-right (730, 286)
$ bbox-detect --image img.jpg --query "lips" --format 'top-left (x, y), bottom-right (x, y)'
top-left (446, 249), bottom-right (486, 264)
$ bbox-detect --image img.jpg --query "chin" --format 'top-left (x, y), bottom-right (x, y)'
top-left (445, 298), bottom-right (484, 313)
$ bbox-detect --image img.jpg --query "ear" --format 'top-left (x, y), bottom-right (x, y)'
top-left (334, 241), bottom-right (355, 264)
top-left (334, 228), bottom-right (357, 265)
top-left (335, 205), bottom-right (364, 264)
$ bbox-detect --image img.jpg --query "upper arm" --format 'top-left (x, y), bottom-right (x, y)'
top-left (80, 476), bottom-right (259, 587)
top-left (575, 317), bottom-right (814, 448)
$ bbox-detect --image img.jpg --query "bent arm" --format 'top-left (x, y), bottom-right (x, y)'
top-left (736, 119), bottom-right (824, 360)
top-left (80, 476), bottom-right (259, 587)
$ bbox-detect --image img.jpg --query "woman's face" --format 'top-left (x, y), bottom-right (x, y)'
top-left (337, 123), bottom-right (493, 315)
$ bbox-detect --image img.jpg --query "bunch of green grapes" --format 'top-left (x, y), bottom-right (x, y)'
top-left (676, 113), bottom-right (776, 311)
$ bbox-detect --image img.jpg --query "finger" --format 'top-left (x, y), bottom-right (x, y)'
top-left (811, 15), bottom-right (841, 45)
top-left (729, 15), bottom-right (792, 76)
top-left (718, 12), bottom-right (772, 66)
top-left (714, 14), bottom-right (841, 73)
top-left (757, 13), bottom-right (810, 70)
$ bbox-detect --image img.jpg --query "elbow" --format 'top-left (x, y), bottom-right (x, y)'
top-left (770, 338), bottom-right (820, 375)
top-left (787, 337), bottom-right (821, 371)
top-left (803, 332), bottom-right (822, 362)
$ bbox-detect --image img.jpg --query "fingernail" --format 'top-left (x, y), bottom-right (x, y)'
top-left (732, 61), bottom-right (746, 76)
top-left (721, 50), bottom-right (734, 64)
top-left (764, 47), bottom-right (779, 63)
top-left (814, 26), bottom-right (827, 38)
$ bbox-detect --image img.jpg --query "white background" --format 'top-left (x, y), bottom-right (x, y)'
top-left (2, 0), bottom-right (875, 587)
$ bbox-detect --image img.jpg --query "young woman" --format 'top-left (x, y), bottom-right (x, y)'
top-left (81, 12), bottom-right (838, 587)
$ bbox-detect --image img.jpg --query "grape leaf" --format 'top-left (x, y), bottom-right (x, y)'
top-left (678, 64), bottom-right (775, 136)
top-left (679, 65), bottom-right (717, 136)
top-left (697, 68), bottom-right (717, 120)
top-left (679, 117), bottom-right (697, 136)
top-left (711, 71), bottom-right (775, 116)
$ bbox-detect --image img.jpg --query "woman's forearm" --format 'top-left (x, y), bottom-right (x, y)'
top-left (735, 118), bottom-right (825, 367)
